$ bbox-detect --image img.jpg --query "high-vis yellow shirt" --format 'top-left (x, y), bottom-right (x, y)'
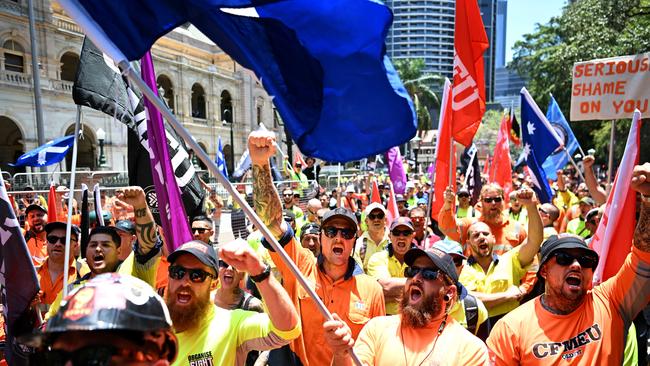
top-left (366, 249), bottom-right (407, 315)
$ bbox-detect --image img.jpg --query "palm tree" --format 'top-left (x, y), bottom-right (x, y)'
top-left (394, 59), bottom-right (443, 131)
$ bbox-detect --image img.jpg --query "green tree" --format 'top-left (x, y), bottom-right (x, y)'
top-left (510, 0), bottom-right (650, 165)
top-left (394, 59), bottom-right (444, 131)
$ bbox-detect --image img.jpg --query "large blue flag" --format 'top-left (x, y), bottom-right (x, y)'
top-left (58, 0), bottom-right (416, 162)
top-left (520, 88), bottom-right (562, 203)
top-left (216, 136), bottom-right (229, 179)
top-left (11, 135), bottom-right (75, 167)
top-left (542, 95), bottom-right (582, 180)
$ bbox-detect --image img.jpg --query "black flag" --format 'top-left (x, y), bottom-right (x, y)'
top-left (460, 143), bottom-right (482, 206)
top-left (73, 38), bottom-right (205, 222)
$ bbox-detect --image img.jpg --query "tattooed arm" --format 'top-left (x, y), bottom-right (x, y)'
top-left (120, 186), bottom-right (158, 254)
top-left (632, 163), bottom-right (650, 252)
top-left (249, 131), bottom-right (285, 238)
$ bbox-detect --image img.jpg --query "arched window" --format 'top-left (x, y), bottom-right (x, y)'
top-left (60, 52), bottom-right (80, 81)
top-left (220, 90), bottom-right (233, 123)
top-left (3, 40), bottom-right (25, 73)
top-left (157, 75), bottom-right (175, 112)
top-left (64, 124), bottom-right (96, 170)
top-left (0, 116), bottom-right (25, 174)
top-left (191, 83), bottom-right (206, 119)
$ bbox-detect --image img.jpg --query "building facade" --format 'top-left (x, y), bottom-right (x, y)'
top-left (0, 0), bottom-right (280, 178)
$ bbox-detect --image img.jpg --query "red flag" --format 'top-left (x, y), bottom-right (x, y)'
top-left (370, 180), bottom-right (381, 204)
top-left (386, 182), bottom-right (399, 223)
top-left (47, 183), bottom-right (60, 222)
top-left (431, 79), bottom-right (457, 219)
top-left (482, 154), bottom-right (491, 176)
top-left (590, 111), bottom-right (641, 283)
top-left (489, 115), bottom-right (513, 201)
top-left (452, 0), bottom-right (489, 146)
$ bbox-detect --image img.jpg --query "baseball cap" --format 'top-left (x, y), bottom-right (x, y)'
top-left (25, 204), bottom-right (47, 215)
top-left (395, 194), bottom-right (406, 203)
top-left (389, 216), bottom-right (414, 231)
top-left (364, 202), bottom-right (387, 216)
top-left (432, 238), bottom-right (466, 259)
top-left (457, 188), bottom-right (470, 196)
top-left (579, 197), bottom-right (595, 206)
top-left (404, 247), bottom-right (468, 300)
top-left (300, 223), bottom-right (320, 239)
top-left (539, 234), bottom-right (599, 268)
top-left (115, 220), bottom-right (136, 235)
top-left (168, 240), bottom-right (219, 272)
top-left (585, 207), bottom-right (602, 222)
top-left (321, 207), bottom-right (358, 229)
top-left (44, 221), bottom-right (80, 239)
top-left (283, 209), bottom-right (296, 222)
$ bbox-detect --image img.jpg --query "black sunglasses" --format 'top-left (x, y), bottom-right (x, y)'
top-left (553, 252), bottom-right (598, 269)
top-left (367, 212), bottom-right (385, 220)
top-left (218, 260), bottom-right (230, 268)
top-left (322, 226), bottom-right (356, 240)
top-left (47, 235), bottom-right (76, 244)
top-left (192, 227), bottom-right (208, 234)
top-left (482, 196), bottom-right (503, 204)
top-left (451, 256), bottom-right (464, 266)
top-left (43, 345), bottom-right (117, 366)
top-left (391, 229), bottom-right (413, 237)
top-left (169, 265), bottom-right (215, 283)
top-left (404, 266), bottom-right (441, 281)
top-left (458, 193), bottom-right (470, 198)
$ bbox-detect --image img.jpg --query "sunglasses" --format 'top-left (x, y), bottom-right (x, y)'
top-left (482, 196), bottom-right (503, 204)
top-left (283, 193), bottom-right (293, 197)
top-left (322, 226), bottom-right (356, 240)
top-left (367, 212), bottom-right (385, 220)
top-left (43, 345), bottom-right (119, 366)
top-left (404, 266), bottom-right (441, 281)
top-left (451, 256), bottom-right (464, 267)
top-left (47, 235), bottom-right (76, 244)
top-left (169, 265), bottom-right (215, 283)
top-left (458, 194), bottom-right (470, 198)
top-left (218, 260), bottom-right (230, 268)
top-left (553, 252), bottom-right (598, 269)
top-left (192, 227), bottom-right (208, 234)
top-left (391, 229), bottom-right (413, 237)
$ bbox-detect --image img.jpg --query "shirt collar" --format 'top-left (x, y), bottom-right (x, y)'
top-left (467, 253), bottom-right (499, 266)
top-left (317, 255), bottom-right (360, 280)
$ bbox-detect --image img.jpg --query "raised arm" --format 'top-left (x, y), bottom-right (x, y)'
top-left (438, 187), bottom-right (462, 242)
top-left (632, 163), bottom-right (650, 252)
top-left (515, 188), bottom-right (543, 267)
top-left (582, 155), bottom-right (607, 205)
top-left (120, 186), bottom-right (157, 254)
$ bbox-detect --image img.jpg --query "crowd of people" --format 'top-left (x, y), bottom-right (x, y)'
top-left (1, 129), bottom-right (649, 365)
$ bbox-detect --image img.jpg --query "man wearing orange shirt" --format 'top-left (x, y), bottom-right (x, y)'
top-left (323, 247), bottom-right (489, 365)
top-left (24, 204), bottom-right (48, 265)
top-left (248, 130), bottom-right (385, 366)
top-left (487, 163), bottom-right (650, 365)
top-left (439, 183), bottom-right (527, 256)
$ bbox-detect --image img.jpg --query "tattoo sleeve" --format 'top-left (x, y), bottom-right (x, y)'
top-left (252, 163), bottom-right (283, 237)
top-left (134, 205), bottom-right (158, 254)
top-left (634, 202), bottom-right (650, 252)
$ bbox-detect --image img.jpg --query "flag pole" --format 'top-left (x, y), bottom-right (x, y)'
top-left (62, 105), bottom-right (81, 298)
top-left (448, 138), bottom-right (454, 187)
top-left (120, 61), bottom-right (364, 366)
top-left (606, 120), bottom-right (616, 192)
top-left (562, 148), bottom-right (586, 182)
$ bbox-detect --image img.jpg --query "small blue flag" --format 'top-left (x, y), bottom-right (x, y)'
top-left (11, 135), bottom-right (75, 167)
top-left (520, 88), bottom-right (562, 203)
top-left (542, 95), bottom-right (582, 180)
top-left (232, 149), bottom-right (251, 181)
top-left (216, 136), bottom-right (229, 179)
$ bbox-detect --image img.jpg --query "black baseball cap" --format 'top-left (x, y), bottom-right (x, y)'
top-left (44, 222), bottom-right (80, 239)
top-left (321, 207), bottom-right (358, 229)
top-left (389, 217), bottom-right (414, 231)
top-left (405, 247), bottom-right (468, 300)
top-left (115, 220), bottom-right (136, 235)
top-left (25, 204), bottom-right (47, 215)
top-left (300, 223), bottom-right (320, 239)
top-left (539, 234), bottom-right (599, 268)
top-left (168, 240), bottom-right (219, 272)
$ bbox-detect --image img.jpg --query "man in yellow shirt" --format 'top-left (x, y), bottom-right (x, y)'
top-left (353, 202), bottom-right (389, 271)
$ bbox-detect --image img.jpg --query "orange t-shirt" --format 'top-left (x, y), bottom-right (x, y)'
top-left (487, 247), bottom-right (650, 365)
top-left (26, 231), bottom-right (47, 266)
top-left (268, 237), bottom-right (385, 366)
top-left (36, 259), bottom-right (78, 305)
top-left (354, 315), bottom-right (489, 365)
top-left (155, 256), bottom-right (170, 297)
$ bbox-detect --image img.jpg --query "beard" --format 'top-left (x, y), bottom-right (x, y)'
top-left (166, 286), bottom-right (212, 332)
top-left (399, 286), bottom-right (444, 328)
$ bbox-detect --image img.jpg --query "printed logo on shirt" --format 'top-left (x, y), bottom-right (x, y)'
top-left (532, 323), bottom-right (602, 359)
top-left (188, 351), bottom-right (214, 366)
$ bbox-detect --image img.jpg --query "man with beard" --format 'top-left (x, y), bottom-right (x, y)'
top-left (323, 247), bottom-right (489, 365)
top-left (24, 204), bottom-right (48, 265)
top-left (282, 188), bottom-right (304, 225)
top-left (487, 164), bottom-right (650, 365)
top-left (166, 240), bottom-right (299, 366)
top-left (439, 183), bottom-right (527, 256)
top-left (248, 130), bottom-right (385, 365)
top-left (367, 217), bottom-right (416, 314)
top-left (353, 202), bottom-right (390, 271)
top-left (458, 188), bottom-right (543, 340)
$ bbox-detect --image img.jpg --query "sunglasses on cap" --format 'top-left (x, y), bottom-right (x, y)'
top-left (404, 266), bottom-right (441, 281)
top-left (367, 212), bottom-right (385, 220)
top-left (552, 251), bottom-right (598, 270)
top-left (47, 235), bottom-right (77, 244)
top-left (482, 196), bottom-right (503, 204)
top-left (192, 227), bottom-right (208, 234)
top-left (391, 229), bottom-right (413, 237)
top-left (322, 226), bottom-right (356, 240)
top-left (168, 265), bottom-right (215, 283)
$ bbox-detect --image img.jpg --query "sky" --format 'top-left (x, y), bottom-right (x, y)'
top-left (505, 0), bottom-right (567, 63)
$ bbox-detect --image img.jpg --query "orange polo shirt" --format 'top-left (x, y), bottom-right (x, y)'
top-left (26, 231), bottom-right (47, 266)
top-left (155, 256), bottom-right (170, 297)
top-left (268, 236), bottom-right (385, 366)
top-left (36, 259), bottom-right (79, 305)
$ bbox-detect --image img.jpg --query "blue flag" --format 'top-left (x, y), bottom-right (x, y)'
top-left (11, 135), bottom-right (75, 167)
top-left (520, 88), bottom-right (562, 203)
top-left (542, 95), bottom-right (582, 180)
top-left (58, 0), bottom-right (416, 162)
top-left (216, 136), bottom-right (229, 179)
top-left (232, 149), bottom-right (251, 181)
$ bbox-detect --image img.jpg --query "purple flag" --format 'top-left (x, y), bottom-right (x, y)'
top-left (386, 146), bottom-right (407, 195)
top-left (141, 52), bottom-right (192, 251)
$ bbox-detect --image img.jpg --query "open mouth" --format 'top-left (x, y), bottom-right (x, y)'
top-left (409, 286), bottom-right (423, 303)
top-left (332, 247), bottom-right (344, 255)
top-left (478, 243), bottom-right (489, 251)
top-left (223, 274), bottom-right (234, 285)
top-left (92, 254), bottom-right (105, 266)
top-left (176, 292), bottom-right (192, 305)
top-left (565, 274), bottom-right (582, 289)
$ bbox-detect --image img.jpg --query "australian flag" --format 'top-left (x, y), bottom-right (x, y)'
top-left (520, 88), bottom-right (562, 203)
top-left (542, 95), bottom-right (582, 180)
top-left (11, 135), bottom-right (75, 167)
top-left (0, 173), bottom-right (40, 365)
top-left (216, 136), bottom-right (228, 179)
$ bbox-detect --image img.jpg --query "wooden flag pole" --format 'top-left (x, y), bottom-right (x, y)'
top-left (63, 105), bottom-right (82, 298)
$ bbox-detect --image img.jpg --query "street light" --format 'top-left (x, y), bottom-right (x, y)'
top-left (222, 108), bottom-right (234, 174)
top-left (411, 135), bottom-right (422, 174)
top-left (96, 127), bottom-right (107, 168)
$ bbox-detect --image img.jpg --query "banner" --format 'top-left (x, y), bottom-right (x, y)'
top-left (570, 52), bottom-right (650, 121)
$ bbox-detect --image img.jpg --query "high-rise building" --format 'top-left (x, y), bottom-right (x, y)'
top-left (495, 0), bottom-right (507, 68)
top-left (478, 0), bottom-right (497, 101)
